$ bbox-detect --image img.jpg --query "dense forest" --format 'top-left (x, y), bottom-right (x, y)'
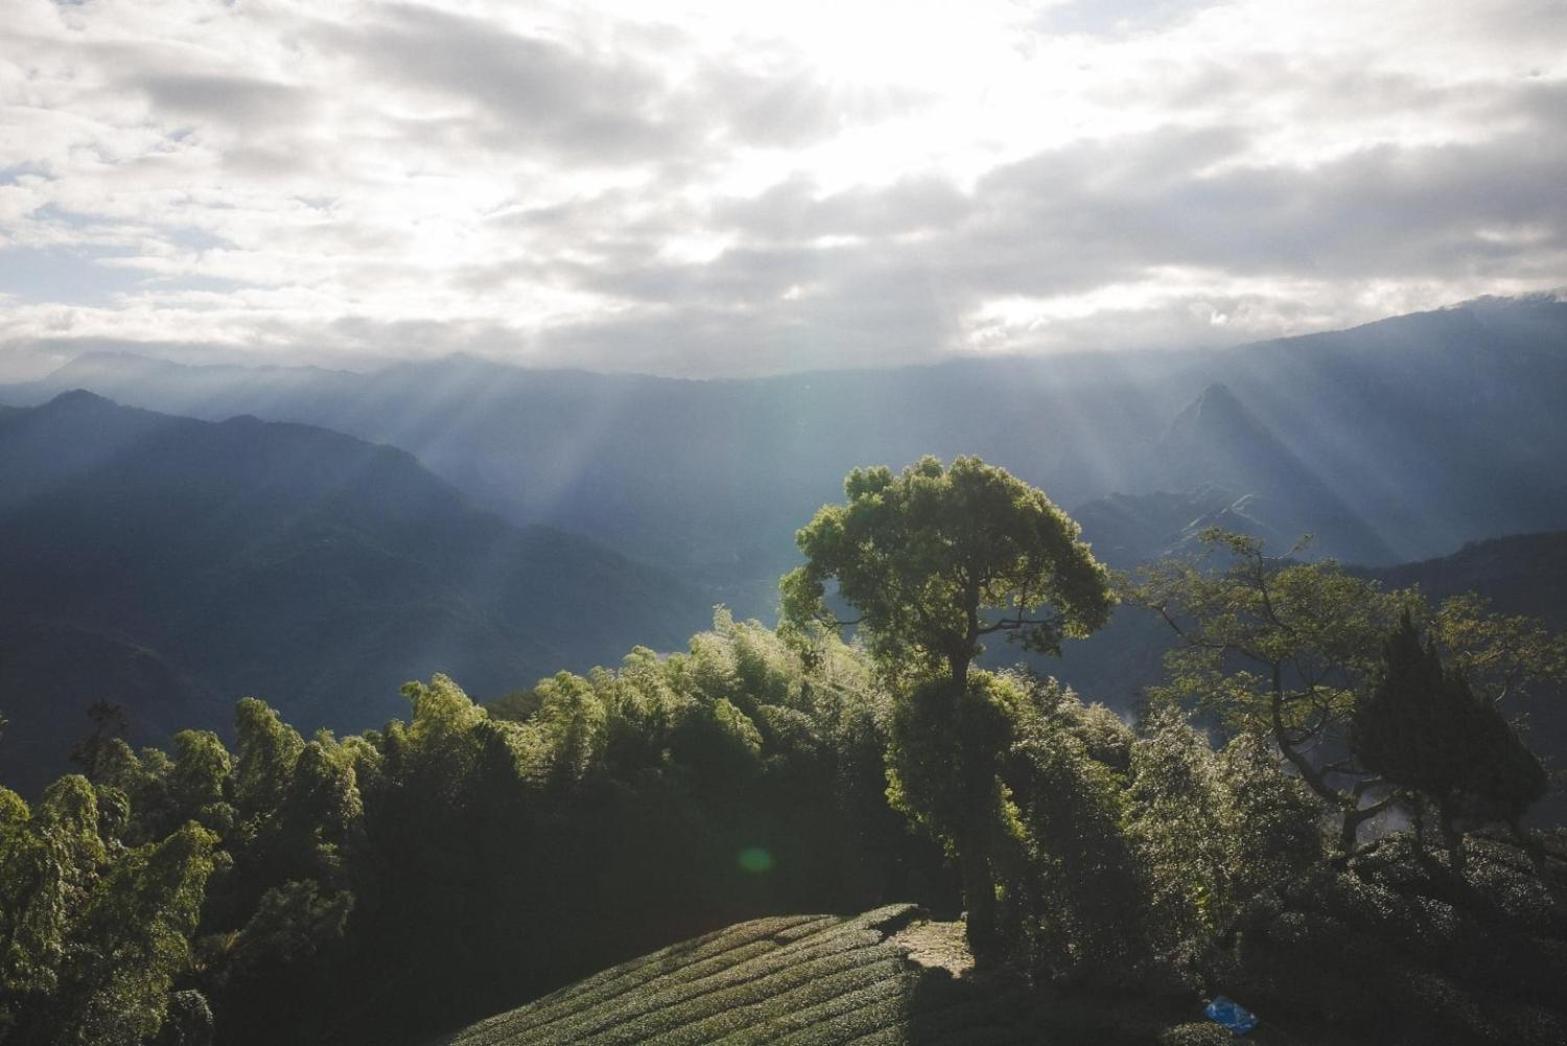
top-left (2, 457), bottom-right (1563, 1045)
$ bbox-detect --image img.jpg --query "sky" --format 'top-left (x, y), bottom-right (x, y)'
top-left (0, 0), bottom-right (1564, 380)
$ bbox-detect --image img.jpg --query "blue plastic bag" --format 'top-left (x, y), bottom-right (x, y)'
top-left (1204, 995), bottom-right (1259, 1035)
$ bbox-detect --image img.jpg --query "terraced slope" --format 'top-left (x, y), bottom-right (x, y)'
top-left (437, 906), bottom-right (1036, 1046)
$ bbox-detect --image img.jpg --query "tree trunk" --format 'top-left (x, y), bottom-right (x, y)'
top-left (1338, 805), bottom-right (1363, 855)
top-left (952, 660), bottom-right (996, 962)
top-left (949, 654), bottom-right (968, 695)
top-left (1438, 798), bottom-right (1466, 880)
top-left (960, 840), bottom-right (998, 961)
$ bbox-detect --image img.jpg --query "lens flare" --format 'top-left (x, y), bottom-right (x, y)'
top-left (738, 847), bottom-right (775, 873)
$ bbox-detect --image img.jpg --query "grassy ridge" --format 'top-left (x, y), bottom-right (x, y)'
top-left (436, 906), bottom-right (1034, 1046)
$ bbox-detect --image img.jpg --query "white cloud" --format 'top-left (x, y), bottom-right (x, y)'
top-left (0, 0), bottom-right (1563, 380)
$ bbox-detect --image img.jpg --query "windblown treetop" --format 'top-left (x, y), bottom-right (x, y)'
top-left (781, 455), bottom-right (1112, 685)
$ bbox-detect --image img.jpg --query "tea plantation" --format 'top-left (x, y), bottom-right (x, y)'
top-left (435, 905), bottom-right (1044, 1046)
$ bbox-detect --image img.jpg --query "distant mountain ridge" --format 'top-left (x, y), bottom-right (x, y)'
top-left (4, 297), bottom-right (1566, 618)
top-left (1366, 530), bottom-right (1567, 627)
top-left (1072, 381), bottom-right (1398, 565)
top-left (0, 392), bottom-right (707, 794)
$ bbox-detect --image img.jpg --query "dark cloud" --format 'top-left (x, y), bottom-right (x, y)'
top-left (307, 4), bottom-right (909, 166)
top-left (535, 257), bottom-right (960, 376)
top-left (518, 109), bottom-right (1567, 371)
top-left (918, 119), bottom-right (1567, 292)
top-left (310, 4), bottom-right (684, 162)
top-left (137, 73), bottom-right (313, 131)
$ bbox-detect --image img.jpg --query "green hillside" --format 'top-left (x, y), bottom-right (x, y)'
top-left (2, 459), bottom-right (1564, 1045)
top-left (438, 906), bottom-right (1034, 1046)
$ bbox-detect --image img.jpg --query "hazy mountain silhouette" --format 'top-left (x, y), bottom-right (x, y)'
top-left (0, 392), bottom-right (706, 794)
top-left (1369, 530), bottom-right (1567, 625)
top-left (1072, 382), bottom-right (1397, 565)
top-left (5, 297), bottom-right (1565, 619)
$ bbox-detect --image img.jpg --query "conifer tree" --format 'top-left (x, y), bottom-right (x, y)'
top-left (1352, 612), bottom-right (1548, 872)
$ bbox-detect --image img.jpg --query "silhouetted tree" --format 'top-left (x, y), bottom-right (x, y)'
top-left (783, 456), bottom-right (1112, 958)
top-left (1351, 612), bottom-right (1548, 872)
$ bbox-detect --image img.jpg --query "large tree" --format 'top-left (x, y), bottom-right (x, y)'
top-left (1351, 612), bottom-right (1547, 871)
top-left (1131, 528), bottom-right (1563, 854)
top-left (781, 455), bottom-right (1113, 692)
top-left (781, 455), bottom-right (1112, 957)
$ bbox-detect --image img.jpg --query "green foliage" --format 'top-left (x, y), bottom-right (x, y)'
top-left (885, 675), bottom-right (1016, 856)
top-left (56, 823), bottom-right (218, 1046)
top-left (1001, 684), bottom-right (1151, 987)
top-left (152, 990), bottom-right (213, 1046)
top-left (1124, 709), bottom-right (1232, 949)
top-left (1130, 528), bottom-right (1561, 853)
top-left (787, 457), bottom-right (1112, 960)
top-left (1209, 832), bottom-right (1567, 1045)
top-left (0, 773), bottom-right (218, 1046)
top-left (1122, 711), bottom-right (1324, 967)
top-left (485, 688), bottom-right (543, 724)
top-left (1352, 613), bottom-right (1548, 844)
top-left (232, 698), bottom-right (304, 819)
top-left (1133, 529), bottom-right (1404, 741)
top-left (0, 608), bottom-right (930, 1045)
top-left (438, 906), bottom-right (1037, 1046)
top-left (782, 455), bottom-right (1112, 684)
top-left (1431, 592), bottom-right (1567, 707)
top-left (1157, 1024), bottom-right (1234, 1046)
top-left (535, 672), bottom-right (609, 784)
top-left (1212, 730), bottom-right (1324, 906)
top-left (2, 524), bottom-right (1560, 1045)
top-left (170, 732), bottom-right (235, 836)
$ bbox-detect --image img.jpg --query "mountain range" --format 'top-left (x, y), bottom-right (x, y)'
top-left (0, 392), bottom-right (706, 793)
top-left (2, 296), bottom-right (1565, 796)
top-left (8, 297), bottom-right (1565, 621)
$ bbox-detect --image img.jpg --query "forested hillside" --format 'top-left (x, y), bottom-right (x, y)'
top-left (0, 616), bottom-right (947, 1044)
top-left (2, 458), bottom-right (1563, 1045)
top-left (0, 392), bottom-right (706, 793)
top-left (3, 602), bottom-right (1563, 1045)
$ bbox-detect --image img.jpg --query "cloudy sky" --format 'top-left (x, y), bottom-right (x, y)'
top-left (0, 0), bottom-right (1563, 380)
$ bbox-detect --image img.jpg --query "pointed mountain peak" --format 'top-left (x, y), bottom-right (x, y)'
top-left (1194, 381), bottom-right (1241, 408)
top-left (1165, 382), bottom-right (1267, 448)
top-left (42, 388), bottom-right (117, 411)
top-left (1186, 381), bottom-right (1247, 419)
top-left (1158, 381), bottom-right (1298, 491)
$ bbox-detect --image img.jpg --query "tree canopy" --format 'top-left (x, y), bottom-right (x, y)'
top-left (781, 455), bottom-right (1113, 689)
top-left (783, 456), bottom-right (1114, 960)
top-left (1, 497), bottom-right (1564, 1044)
top-left (1351, 611), bottom-right (1548, 866)
top-left (1130, 528), bottom-right (1564, 853)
